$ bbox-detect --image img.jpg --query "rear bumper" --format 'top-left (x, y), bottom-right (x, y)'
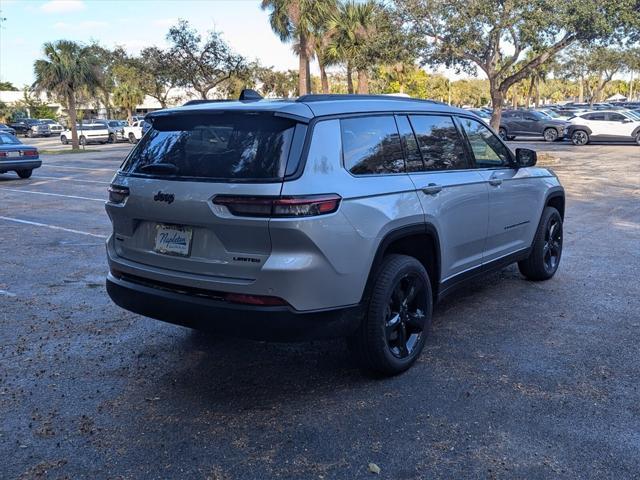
top-left (0, 159), bottom-right (41, 171)
top-left (106, 273), bottom-right (362, 341)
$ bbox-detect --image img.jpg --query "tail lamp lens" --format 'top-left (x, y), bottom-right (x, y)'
top-left (22, 150), bottom-right (38, 157)
top-left (213, 194), bottom-right (341, 218)
top-left (108, 184), bottom-right (130, 204)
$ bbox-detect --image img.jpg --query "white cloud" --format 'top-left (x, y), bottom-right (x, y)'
top-left (53, 20), bottom-right (109, 31)
top-left (152, 18), bottom-right (179, 28)
top-left (40, 0), bottom-right (86, 14)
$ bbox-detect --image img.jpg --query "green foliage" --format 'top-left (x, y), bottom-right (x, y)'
top-left (166, 19), bottom-right (247, 99)
top-left (396, 0), bottom-right (639, 125)
top-left (0, 81), bottom-right (19, 91)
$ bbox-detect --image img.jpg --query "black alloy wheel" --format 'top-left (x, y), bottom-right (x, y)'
top-left (543, 216), bottom-right (562, 273)
top-left (384, 273), bottom-right (428, 359)
top-left (571, 130), bottom-right (589, 146)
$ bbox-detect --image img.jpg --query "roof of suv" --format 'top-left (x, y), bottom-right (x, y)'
top-left (147, 95), bottom-right (469, 122)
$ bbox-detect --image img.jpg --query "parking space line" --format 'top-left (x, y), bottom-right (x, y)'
top-left (30, 175), bottom-right (111, 185)
top-left (0, 187), bottom-right (104, 202)
top-left (0, 216), bottom-right (108, 239)
top-left (41, 165), bottom-right (116, 172)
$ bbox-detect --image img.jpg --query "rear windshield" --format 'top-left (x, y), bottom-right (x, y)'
top-left (121, 112), bottom-right (297, 181)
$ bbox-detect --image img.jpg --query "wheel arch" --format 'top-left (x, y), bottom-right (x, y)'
top-left (545, 190), bottom-right (565, 220)
top-left (362, 224), bottom-right (442, 303)
top-left (566, 124), bottom-right (592, 136)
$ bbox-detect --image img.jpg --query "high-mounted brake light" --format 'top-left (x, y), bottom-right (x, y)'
top-left (108, 184), bottom-right (130, 204)
top-left (213, 194), bottom-right (341, 218)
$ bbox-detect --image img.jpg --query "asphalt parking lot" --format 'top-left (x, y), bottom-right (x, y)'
top-left (1, 140), bottom-right (639, 479)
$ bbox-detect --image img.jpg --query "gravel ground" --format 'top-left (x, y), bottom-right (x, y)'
top-left (1, 140), bottom-right (639, 479)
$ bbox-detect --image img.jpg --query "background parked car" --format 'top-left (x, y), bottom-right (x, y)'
top-left (123, 120), bottom-right (144, 143)
top-left (565, 110), bottom-right (640, 146)
top-left (89, 119), bottom-right (128, 143)
top-left (60, 123), bottom-right (110, 145)
top-left (499, 110), bottom-right (567, 142)
top-left (0, 131), bottom-right (41, 179)
top-left (0, 123), bottom-right (17, 136)
top-left (8, 119), bottom-right (51, 138)
top-left (465, 108), bottom-right (492, 120)
top-left (39, 119), bottom-right (64, 135)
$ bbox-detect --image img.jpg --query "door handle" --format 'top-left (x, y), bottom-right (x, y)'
top-left (488, 178), bottom-right (503, 186)
top-left (421, 183), bottom-right (442, 195)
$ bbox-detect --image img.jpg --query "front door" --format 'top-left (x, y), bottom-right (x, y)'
top-left (456, 116), bottom-right (540, 263)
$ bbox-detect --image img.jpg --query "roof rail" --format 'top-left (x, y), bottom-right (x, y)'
top-left (295, 94), bottom-right (445, 104)
top-left (182, 99), bottom-right (233, 106)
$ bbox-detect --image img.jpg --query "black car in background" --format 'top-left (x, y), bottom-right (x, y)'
top-left (499, 110), bottom-right (567, 142)
top-left (8, 119), bottom-right (51, 138)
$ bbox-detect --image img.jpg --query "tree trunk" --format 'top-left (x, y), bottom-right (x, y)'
top-left (346, 63), bottom-right (354, 94)
top-left (127, 108), bottom-right (133, 124)
top-left (298, 33), bottom-right (310, 96)
top-left (68, 94), bottom-right (79, 151)
top-left (319, 61), bottom-right (329, 94)
top-left (357, 69), bottom-right (369, 94)
top-left (489, 87), bottom-right (503, 130)
top-left (526, 76), bottom-right (535, 107)
top-left (629, 70), bottom-right (634, 100)
top-left (578, 76), bottom-right (584, 103)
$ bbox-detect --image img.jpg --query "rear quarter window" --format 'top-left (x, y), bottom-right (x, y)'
top-left (121, 112), bottom-right (298, 181)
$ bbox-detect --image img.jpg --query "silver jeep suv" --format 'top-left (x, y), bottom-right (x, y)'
top-left (106, 93), bottom-right (565, 375)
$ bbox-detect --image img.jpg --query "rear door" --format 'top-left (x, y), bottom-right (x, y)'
top-left (457, 116), bottom-right (540, 262)
top-left (106, 111), bottom-right (303, 280)
top-left (398, 114), bottom-right (489, 280)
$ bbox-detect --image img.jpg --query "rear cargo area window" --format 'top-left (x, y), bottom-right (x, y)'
top-left (121, 112), bottom-right (297, 181)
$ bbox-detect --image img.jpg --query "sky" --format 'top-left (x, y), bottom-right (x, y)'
top-left (0, 0), bottom-right (308, 87)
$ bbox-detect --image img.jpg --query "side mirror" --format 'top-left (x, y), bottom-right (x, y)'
top-left (622, 118), bottom-right (632, 123)
top-left (515, 148), bottom-right (537, 168)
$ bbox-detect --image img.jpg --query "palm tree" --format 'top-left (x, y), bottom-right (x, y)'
top-left (113, 82), bottom-right (144, 124)
top-left (261, 0), bottom-right (334, 95)
top-left (33, 40), bottom-right (101, 150)
top-left (327, 0), bottom-right (377, 94)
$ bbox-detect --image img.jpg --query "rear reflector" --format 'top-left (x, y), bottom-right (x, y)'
top-left (224, 293), bottom-right (288, 306)
top-left (213, 194), bottom-right (341, 218)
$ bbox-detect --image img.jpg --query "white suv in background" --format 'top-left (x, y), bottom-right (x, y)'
top-left (565, 110), bottom-right (640, 146)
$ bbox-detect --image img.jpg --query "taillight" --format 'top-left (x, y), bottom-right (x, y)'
top-left (22, 150), bottom-right (37, 157)
top-left (0, 152), bottom-right (6, 158)
top-left (108, 184), bottom-right (129, 204)
top-left (213, 194), bottom-right (341, 218)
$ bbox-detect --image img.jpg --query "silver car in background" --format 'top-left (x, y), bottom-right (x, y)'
top-left (105, 93), bottom-right (565, 375)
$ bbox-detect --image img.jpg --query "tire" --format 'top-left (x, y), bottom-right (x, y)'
top-left (108, 133), bottom-right (115, 144)
top-left (26, 130), bottom-right (33, 138)
top-left (60, 135), bottom-right (68, 145)
top-left (79, 136), bottom-right (87, 146)
top-left (498, 128), bottom-right (508, 141)
top-left (635, 132), bottom-right (640, 146)
top-left (543, 128), bottom-right (559, 142)
top-left (17, 169), bottom-right (32, 179)
top-left (348, 254), bottom-right (433, 376)
top-left (571, 130), bottom-right (589, 146)
top-left (128, 133), bottom-right (137, 144)
top-left (518, 206), bottom-right (563, 281)
top-left (507, 136), bottom-right (516, 140)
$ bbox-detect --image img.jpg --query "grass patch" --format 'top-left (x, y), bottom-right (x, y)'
top-left (537, 152), bottom-right (560, 165)
top-left (40, 149), bottom-right (102, 155)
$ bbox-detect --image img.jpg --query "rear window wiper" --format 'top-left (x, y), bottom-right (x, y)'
top-left (139, 163), bottom-right (179, 175)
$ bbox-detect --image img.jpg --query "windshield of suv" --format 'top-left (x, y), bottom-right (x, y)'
top-left (625, 110), bottom-right (640, 121)
top-left (121, 112), bottom-right (298, 181)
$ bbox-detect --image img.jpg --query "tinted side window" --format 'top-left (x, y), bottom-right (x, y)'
top-left (341, 116), bottom-right (404, 175)
top-left (394, 115), bottom-right (423, 172)
top-left (606, 112), bottom-right (626, 122)
top-left (458, 117), bottom-right (512, 168)
top-left (409, 115), bottom-right (469, 171)
top-left (584, 113), bottom-right (605, 121)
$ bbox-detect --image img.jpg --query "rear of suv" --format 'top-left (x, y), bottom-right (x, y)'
top-left (106, 93), bottom-right (565, 375)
